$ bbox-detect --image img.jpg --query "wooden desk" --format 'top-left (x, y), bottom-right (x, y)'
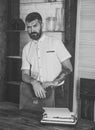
top-left (0, 102), bottom-right (95, 130)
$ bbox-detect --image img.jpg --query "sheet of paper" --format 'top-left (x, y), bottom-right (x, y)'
top-left (43, 107), bottom-right (75, 118)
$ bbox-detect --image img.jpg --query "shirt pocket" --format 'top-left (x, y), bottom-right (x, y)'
top-left (45, 50), bottom-right (56, 62)
top-left (46, 50), bottom-right (55, 53)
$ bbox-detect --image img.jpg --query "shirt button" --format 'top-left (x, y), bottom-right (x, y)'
top-left (38, 53), bottom-right (40, 57)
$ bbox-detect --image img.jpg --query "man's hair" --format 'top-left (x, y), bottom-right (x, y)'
top-left (25, 12), bottom-right (42, 23)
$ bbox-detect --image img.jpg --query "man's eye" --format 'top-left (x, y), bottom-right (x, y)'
top-left (33, 24), bottom-right (37, 27)
top-left (27, 26), bottom-right (31, 29)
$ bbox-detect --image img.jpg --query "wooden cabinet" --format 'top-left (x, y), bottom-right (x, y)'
top-left (6, 0), bottom-right (21, 103)
top-left (80, 78), bottom-right (95, 121)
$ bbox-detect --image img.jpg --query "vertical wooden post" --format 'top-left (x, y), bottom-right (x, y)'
top-left (65, 0), bottom-right (77, 111)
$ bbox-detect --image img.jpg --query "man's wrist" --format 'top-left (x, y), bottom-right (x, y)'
top-left (31, 79), bottom-right (42, 86)
top-left (31, 79), bottom-right (37, 86)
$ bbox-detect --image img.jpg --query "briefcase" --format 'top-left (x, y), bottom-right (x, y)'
top-left (19, 82), bottom-right (53, 112)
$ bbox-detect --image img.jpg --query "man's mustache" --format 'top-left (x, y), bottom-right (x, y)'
top-left (31, 32), bottom-right (38, 35)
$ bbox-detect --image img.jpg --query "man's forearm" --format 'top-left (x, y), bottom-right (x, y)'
top-left (22, 73), bottom-right (46, 98)
top-left (22, 73), bottom-right (38, 85)
top-left (42, 66), bottom-right (72, 89)
top-left (53, 66), bottom-right (71, 84)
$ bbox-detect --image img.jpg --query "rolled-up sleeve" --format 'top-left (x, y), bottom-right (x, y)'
top-left (55, 40), bottom-right (71, 62)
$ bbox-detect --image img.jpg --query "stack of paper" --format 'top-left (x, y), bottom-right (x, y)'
top-left (41, 107), bottom-right (77, 125)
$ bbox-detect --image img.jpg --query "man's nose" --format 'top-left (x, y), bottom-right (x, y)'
top-left (28, 26), bottom-right (37, 33)
top-left (31, 27), bottom-right (36, 32)
top-left (27, 26), bottom-right (35, 33)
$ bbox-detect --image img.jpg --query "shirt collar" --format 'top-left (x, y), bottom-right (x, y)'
top-left (39, 33), bottom-right (45, 42)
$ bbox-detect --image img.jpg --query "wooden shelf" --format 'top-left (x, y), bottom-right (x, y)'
top-left (6, 56), bottom-right (21, 59)
top-left (6, 30), bottom-right (25, 32)
top-left (6, 30), bottom-right (65, 33)
top-left (20, 1), bottom-right (64, 5)
top-left (6, 81), bottom-right (21, 86)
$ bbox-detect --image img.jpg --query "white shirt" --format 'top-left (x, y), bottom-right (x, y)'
top-left (21, 34), bottom-right (71, 82)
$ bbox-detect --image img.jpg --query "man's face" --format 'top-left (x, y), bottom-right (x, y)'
top-left (26, 19), bottom-right (42, 40)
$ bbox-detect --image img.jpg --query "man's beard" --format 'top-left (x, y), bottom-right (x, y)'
top-left (29, 31), bottom-right (42, 40)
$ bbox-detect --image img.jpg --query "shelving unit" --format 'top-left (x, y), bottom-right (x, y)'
top-left (20, 1), bottom-right (64, 32)
top-left (6, 0), bottom-right (20, 103)
top-left (6, 0), bottom-right (65, 104)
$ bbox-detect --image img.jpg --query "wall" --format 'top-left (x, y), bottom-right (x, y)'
top-left (74, 0), bottom-right (95, 118)
top-left (78, 0), bottom-right (95, 79)
top-left (0, 0), bottom-right (7, 101)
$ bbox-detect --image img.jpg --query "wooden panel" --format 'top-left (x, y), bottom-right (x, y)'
top-left (20, 31), bottom-right (30, 56)
top-left (0, 0), bottom-right (8, 101)
top-left (7, 0), bottom-right (20, 29)
top-left (80, 32), bottom-right (95, 44)
top-left (6, 58), bottom-right (22, 82)
top-left (80, 78), bottom-right (95, 121)
top-left (75, 0), bottom-right (95, 120)
top-left (80, 16), bottom-right (95, 31)
top-left (79, 44), bottom-right (95, 68)
top-left (74, 0), bottom-right (95, 116)
top-left (80, 78), bottom-right (95, 98)
top-left (7, 32), bottom-right (20, 56)
top-left (6, 84), bottom-right (20, 103)
top-left (65, 0), bottom-right (77, 113)
top-left (77, 0), bottom-right (95, 79)
top-left (81, 98), bottom-right (94, 121)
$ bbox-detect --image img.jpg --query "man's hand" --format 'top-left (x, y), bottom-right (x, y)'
top-left (32, 81), bottom-right (46, 98)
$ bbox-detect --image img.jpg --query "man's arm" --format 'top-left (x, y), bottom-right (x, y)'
top-left (22, 69), bottom-right (34, 84)
top-left (53, 58), bottom-right (73, 84)
top-left (22, 70), bottom-right (46, 98)
top-left (42, 58), bottom-right (73, 88)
